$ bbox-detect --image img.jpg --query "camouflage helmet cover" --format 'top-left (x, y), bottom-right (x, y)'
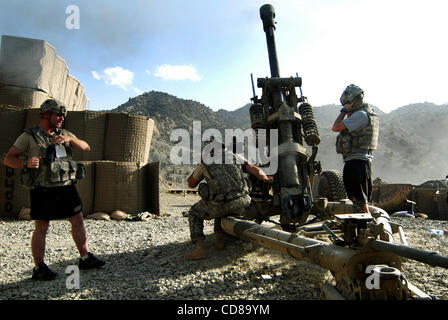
top-left (39, 99), bottom-right (67, 117)
top-left (340, 84), bottom-right (364, 105)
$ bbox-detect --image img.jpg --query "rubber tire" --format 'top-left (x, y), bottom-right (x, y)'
top-left (317, 170), bottom-right (347, 201)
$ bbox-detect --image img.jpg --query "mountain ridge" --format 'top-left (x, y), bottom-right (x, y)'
top-left (110, 91), bottom-right (448, 186)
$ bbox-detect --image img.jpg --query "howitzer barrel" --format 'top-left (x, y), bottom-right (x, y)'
top-left (221, 217), bottom-right (357, 272)
top-left (364, 238), bottom-right (448, 269)
top-left (260, 4), bottom-right (280, 77)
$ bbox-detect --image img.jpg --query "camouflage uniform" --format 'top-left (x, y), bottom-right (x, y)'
top-left (188, 194), bottom-right (251, 243)
top-left (188, 152), bottom-right (251, 244)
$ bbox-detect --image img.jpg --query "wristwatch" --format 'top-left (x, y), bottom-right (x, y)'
top-left (340, 108), bottom-right (348, 114)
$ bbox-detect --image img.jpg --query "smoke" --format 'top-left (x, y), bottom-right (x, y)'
top-left (0, 0), bottom-right (174, 60)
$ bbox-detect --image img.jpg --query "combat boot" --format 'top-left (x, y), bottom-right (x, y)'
top-left (214, 231), bottom-right (225, 251)
top-left (185, 239), bottom-right (206, 260)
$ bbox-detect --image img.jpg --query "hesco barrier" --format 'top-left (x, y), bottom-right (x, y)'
top-left (0, 86), bottom-right (50, 109)
top-left (104, 113), bottom-right (154, 163)
top-left (64, 111), bottom-right (107, 161)
top-left (0, 163), bottom-right (30, 217)
top-left (369, 184), bottom-right (448, 220)
top-left (50, 55), bottom-right (69, 102)
top-left (411, 188), bottom-right (439, 219)
top-left (436, 189), bottom-right (448, 220)
top-left (0, 160), bottom-right (160, 217)
top-left (371, 184), bottom-right (414, 213)
top-left (0, 35), bottom-right (56, 93)
top-left (75, 161), bottom-right (95, 216)
top-left (0, 35), bottom-right (88, 111)
top-left (24, 108), bottom-right (42, 128)
top-left (94, 161), bottom-right (149, 215)
top-left (0, 105), bottom-right (27, 158)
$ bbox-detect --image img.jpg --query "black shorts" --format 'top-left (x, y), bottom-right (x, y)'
top-left (343, 159), bottom-right (373, 205)
top-left (30, 184), bottom-right (83, 220)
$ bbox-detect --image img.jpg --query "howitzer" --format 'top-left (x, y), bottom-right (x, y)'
top-left (247, 4), bottom-right (321, 229)
top-left (221, 4), bottom-right (448, 300)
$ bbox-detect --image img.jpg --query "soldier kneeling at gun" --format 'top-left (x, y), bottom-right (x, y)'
top-left (185, 140), bottom-right (273, 260)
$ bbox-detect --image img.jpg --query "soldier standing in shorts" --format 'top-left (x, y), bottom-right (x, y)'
top-left (332, 84), bottom-right (379, 213)
top-left (185, 141), bottom-right (273, 260)
top-left (3, 99), bottom-right (105, 280)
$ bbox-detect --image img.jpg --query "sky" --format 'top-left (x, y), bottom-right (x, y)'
top-left (1, 0), bottom-right (447, 113)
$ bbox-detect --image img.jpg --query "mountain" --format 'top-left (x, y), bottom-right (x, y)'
top-left (110, 91), bottom-right (448, 186)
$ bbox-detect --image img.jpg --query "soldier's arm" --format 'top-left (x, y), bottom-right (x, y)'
top-left (187, 175), bottom-right (200, 188)
top-left (68, 136), bottom-right (90, 152)
top-left (187, 164), bottom-right (205, 188)
top-left (3, 146), bottom-right (39, 169)
top-left (3, 146), bottom-right (25, 168)
top-left (332, 112), bottom-right (348, 132)
top-left (243, 162), bottom-right (273, 183)
top-left (54, 134), bottom-right (90, 152)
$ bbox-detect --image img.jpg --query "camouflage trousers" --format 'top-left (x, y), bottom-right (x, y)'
top-left (188, 194), bottom-right (251, 244)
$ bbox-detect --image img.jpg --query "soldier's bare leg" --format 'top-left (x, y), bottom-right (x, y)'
top-left (31, 220), bottom-right (50, 266)
top-left (68, 212), bottom-right (89, 257)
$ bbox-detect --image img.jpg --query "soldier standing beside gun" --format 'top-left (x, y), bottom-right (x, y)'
top-left (185, 140), bottom-right (273, 260)
top-left (3, 99), bottom-right (105, 281)
top-left (332, 84), bottom-right (379, 213)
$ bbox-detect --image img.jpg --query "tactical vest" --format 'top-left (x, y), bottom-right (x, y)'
top-left (336, 104), bottom-right (379, 158)
top-left (20, 126), bottom-right (85, 188)
top-left (202, 154), bottom-right (249, 202)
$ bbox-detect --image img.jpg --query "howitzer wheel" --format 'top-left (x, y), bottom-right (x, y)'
top-left (317, 170), bottom-right (347, 201)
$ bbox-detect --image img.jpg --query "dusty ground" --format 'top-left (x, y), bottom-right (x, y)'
top-left (0, 192), bottom-right (446, 301)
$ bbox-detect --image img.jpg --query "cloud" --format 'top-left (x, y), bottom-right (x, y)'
top-left (91, 67), bottom-right (134, 90)
top-left (153, 64), bottom-right (202, 81)
top-left (134, 87), bottom-right (144, 95)
top-left (91, 71), bottom-right (101, 80)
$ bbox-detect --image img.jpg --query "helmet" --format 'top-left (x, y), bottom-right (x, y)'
top-left (39, 99), bottom-right (67, 117)
top-left (340, 84), bottom-right (364, 105)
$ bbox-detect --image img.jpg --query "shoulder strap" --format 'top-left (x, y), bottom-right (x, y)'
top-left (23, 126), bottom-right (40, 144)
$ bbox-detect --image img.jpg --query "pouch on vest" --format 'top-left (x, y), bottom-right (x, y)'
top-left (71, 161), bottom-right (86, 180)
top-left (336, 135), bottom-right (343, 154)
top-left (20, 168), bottom-right (38, 188)
top-left (336, 131), bottom-right (352, 156)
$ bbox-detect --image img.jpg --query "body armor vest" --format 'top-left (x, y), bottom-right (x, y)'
top-left (21, 126), bottom-right (85, 188)
top-left (203, 154), bottom-right (249, 202)
top-left (336, 103), bottom-right (379, 158)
